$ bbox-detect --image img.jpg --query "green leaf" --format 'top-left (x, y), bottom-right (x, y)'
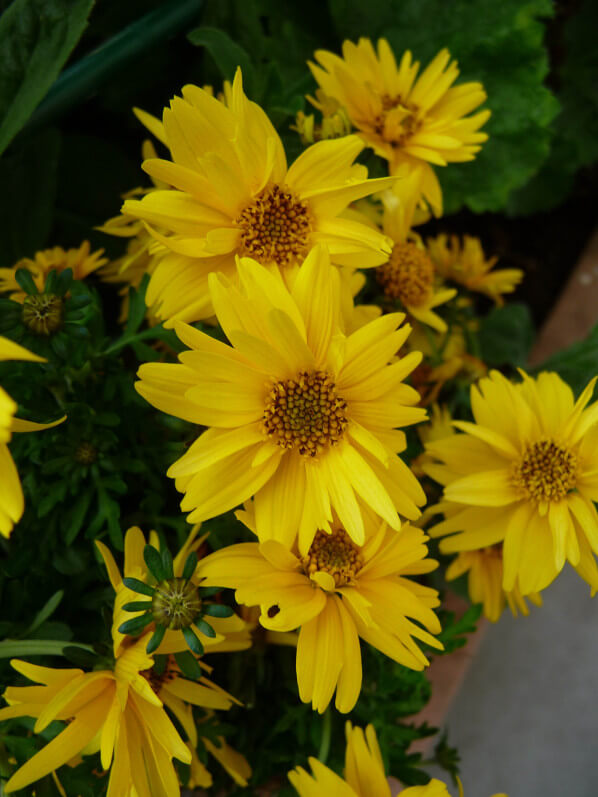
top-left (174, 649), bottom-right (202, 680)
top-left (0, 0), bottom-right (94, 156)
top-left (187, 26), bottom-right (255, 95)
top-left (182, 626), bottom-right (204, 656)
top-left (124, 274), bottom-right (150, 337)
top-left (532, 324), bottom-right (598, 397)
top-left (62, 489), bottom-right (93, 546)
top-left (122, 577), bottom-right (155, 597)
top-left (22, 590), bottom-right (64, 637)
top-left (118, 613), bottom-right (153, 636)
top-left (477, 303), bottom-right (535, 367)
top-left (0, 639), bottom-right (94, 658)
top-left (203, 603), bottom-right (234, 618)
top-left (146, 623), bottom-right (166, 655)
top-left (144, 544), bottom-right (165, 582)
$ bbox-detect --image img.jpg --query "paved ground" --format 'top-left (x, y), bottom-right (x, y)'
top-left (438, 565), bottom-right (598, 796)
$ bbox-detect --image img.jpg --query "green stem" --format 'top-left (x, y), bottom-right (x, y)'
top-left (101, 326), bottom-right (165, 356)
top-left (317, 708), bottom-right (332, 765)
top-left (0, 639), bottom-right (94, 658)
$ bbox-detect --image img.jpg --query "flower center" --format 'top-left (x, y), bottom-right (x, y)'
top-left (303, 529), bottom-right (363, 587)
top-left (141, 655), bottom-right (178, 694)
top-left (511, 439), bottom-right (578, 502)
top-left (74, 441), bottom-right (97, 465)
top-left (236, 184), bottom-right (312, 267)
top-left (151, 577), bottom-right (202, 630)
top-left (263, 370), bottom-right (348, 457)
top-left (21, 294), bottom-right (63, 335)
top-left (373, 94), bottom-right (422, 146)
top-left (377, 242), bottom-right (434, 306)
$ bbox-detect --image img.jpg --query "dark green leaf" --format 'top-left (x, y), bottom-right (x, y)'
top-left (146, 623), bottom-right (166, 655)
top-left (118, 613), bottom-right (152, 636)
top-left (187, 26), bottom-right (255, 95)
top-left (203, 603), bottom-right (234, 618)
top-left (122, 577), bottom-right (155, 597)
top-left (122, 600), bottom-right (153, 613)
top-left (182, 625), bottom-right (204, 655)
top-left (478, 303), bottom-right (535, 367)
top-left (0, 0), bottom-right (94, 155)
top-left (124, 274), bottom-right (150, 336)
top-left (143, 544), bottom-right (165, 582)
top-left (22, 590), bottom-right (64, 637)
top-left (532, 324), bottom-right (598, 397)
top-left (175, 649), bottom-right (202, 680)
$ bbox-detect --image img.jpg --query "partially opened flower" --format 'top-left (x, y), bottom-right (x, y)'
top-left (122, 69), bottom-right (397, 326)
top-left (0, 337), bottom-right (65, 538)
top-left (0, 637), bottom-right (192, 795)
top-left (309, 38), bottom-right (490, 214)
top-left (198, 516), bottom-right (442, 713)
top-left (426, 234), bottom-right (523, 305)
top-left (136, 246), bottom-right (427, 553)
top-left (376, 180), bottom-right (456, 332)
top-left (424, 370), bottom-right (598, 596)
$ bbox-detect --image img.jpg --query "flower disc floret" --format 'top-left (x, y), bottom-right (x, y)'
top-left (263, 370), bottom-right (348, 456)
top-left (21, 294), bottom-right (64, 335)
top-left (303, 529), bottom-right (363, 587)
top-left (377, 242), bottom-right (434, 306)
top-left (511, 439), bottom-right (578, 503)
top-left (152, 577), bottom-right (203, 630)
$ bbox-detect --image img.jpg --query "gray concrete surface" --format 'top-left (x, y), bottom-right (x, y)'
top-left (439, 566), bottom-right (598, 796)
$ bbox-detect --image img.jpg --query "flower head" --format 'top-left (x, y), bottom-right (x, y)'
top-left (309, 38), bottom-right (490, 214)
top-left (199, 516), bottom-right (442, 713)
top-left (121, 69), bottom-right (397, 327)
top-left (136, 246), bottom-right (426, 553)
top-left (427, 234), bottom-right (523, 305)
top-left (425, 370), bottom-right (598, 596)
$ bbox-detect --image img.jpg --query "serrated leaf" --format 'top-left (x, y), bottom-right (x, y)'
top-left (0, 0), bottom-right (94, 156)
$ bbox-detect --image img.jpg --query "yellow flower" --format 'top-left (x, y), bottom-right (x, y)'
top-left (136, 246), bottom-right (426, 553)
top-left (0, 242), bottom-right (107, 303)
top-left (0, 637), bottom-right (192, 795)
top-left (0, 337), bottom-right (65, 538)
top-left (96, 525), bottom-right (251, 657)
top-left (121, 69), bottom-right (397, 327)
top-left (198, 516), bottom-right (442, 713)
top-left (427, 234), bottom-right (523, 305)
top-left (445, 546), bottom-right (542, 622)
top-left (293, 90), bottom-right (352, 144)
top-left (289, 722), bottom-right (507, 796)
top-left (424, 370), bottom-right (598, 596)
top-left (376, 179), bottom-right (456, 332)
top-left (309, 38), bottom-right (490, 214)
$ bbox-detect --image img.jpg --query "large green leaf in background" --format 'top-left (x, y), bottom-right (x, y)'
top-left (327, 0), bottom-right (560, 214)
top-left (0, 0), bottom-right (94, 156)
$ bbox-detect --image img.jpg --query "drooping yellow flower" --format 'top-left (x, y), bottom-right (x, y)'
top-left (135, 247), bottom-right (427, 553)
top-left (427, 234), bottom-right (523, 305)
top-left (121, 69), bottom-right (397, 327)
top-left (309, 38), bottom-right (490, 214)
top-left (96, 525), bottom-right (251, 657)
top-left (0, 637), bottom-right (193, 795)
top-left (424, 370), bottom-right (598, 596)
top-left (0, 242), bottom-right (107, 303)
top-left (198, 515), bottom-right (442, 714)
top-left (0, 337), bottom-right (65, 538)
top-left (445, 546), bottom-right (542, 622)
top-left (288, 722), bottom-right (506, 796)
top-left (376, 179), bottom-right (456, 332)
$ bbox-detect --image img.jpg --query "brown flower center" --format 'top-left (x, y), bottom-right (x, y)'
top-left (152, 578), bottom-right (202, 630)
top-left (263, 370), bottom-right (348, 457)
top-left (303, 529), bottom-right (363, 587)
top-left (511, 439), bottom-right (578, 502)
top-left (22, 294), bottom-right (63, 335)
top-left (141, 655), bottom-right (178, 694)
top-left (236, 184), bottom-right (312, 267)
top-left (377, 242), bottom-right (434, 306)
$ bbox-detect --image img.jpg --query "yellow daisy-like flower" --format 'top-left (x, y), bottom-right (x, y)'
top-left (288, 722), bottom-right (506, 796)
top-left (96, 524), bottom-right (251, 658)
top-left (0, 337), bottom-right (65, 538)
top-left (426, 234), bottom-right (523, 305)
top-left (136, 246), bottom-right (427, 553)
top-left (445, 546), bottom-right (542, 622)
top-left (376, 180), bottom-right (456, 332)
top-left (293, 89), bottom-right (352, 144)
top-left (424, 370), bottom-right (598, 596)
top-left (121, 69), bottom-right (397, 327)
top-left (198, 516), bottom-right (442, 714)
top-left (0, 242), bottom-right (107, 303)
top-left (0, 636), bottom-right (193, 796)
top-left (309, 38), bottom-right (490, 214)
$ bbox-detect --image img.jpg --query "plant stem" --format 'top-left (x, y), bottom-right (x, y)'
top-left (318, 707), bottom-right (332, 765)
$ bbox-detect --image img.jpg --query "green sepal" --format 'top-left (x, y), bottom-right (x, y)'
top-left (14, 267), bottom-right (38, 296)
top-left (44, 269), bottom-right (59, 294)
top-left (153, 654), bottom-right (167, 676)
top-left (122, 577), bottom-right (155, 597)
top-left (175, 650), bottom-right (202, 680)
top-left (203, 603), bottom-right (234, 618)
top-left (199, 586), bottom-right (224, 598)
top-left (182, 551), bottom-right (198, 581)
top-left (143, 545), bottom-right (165, 581)
top-left (54, 267), bottom-right (73, 297)
top-left (146, 623), bottom-right (167, 654)
top-left (123, 600), bottom-right (153, 613)
top-left (195, 618), bottom-right (216, 639)
top-left (118, 613), bottom-right (152, 636)
top-left (182, 625), bottom-right (204, 656)
top-left (161, 546), bottom-right (174, 580)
